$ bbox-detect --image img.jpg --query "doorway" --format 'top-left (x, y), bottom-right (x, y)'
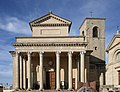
top-left (118, 71), bottom-right (120, 85)
top-left (46, 71), bottom-right (55, 89)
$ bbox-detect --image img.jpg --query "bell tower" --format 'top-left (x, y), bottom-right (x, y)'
top-left (80, 18), bottom-right (106, 86)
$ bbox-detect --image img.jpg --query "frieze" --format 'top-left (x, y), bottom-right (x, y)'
top-left (13, 42), bottom-right (87, 47)
top-left (31, 23), bottom-right (69, 27)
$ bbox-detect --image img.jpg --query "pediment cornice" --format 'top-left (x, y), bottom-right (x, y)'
top-left (29, 12), bottom-right (72, 26)
top-left (106, 34), bottom-right (120, 52)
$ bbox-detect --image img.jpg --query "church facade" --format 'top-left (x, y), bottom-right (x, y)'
top-left (106, 32), bottom-right (120, 88)
top-left (10, 12), bottom-right (105, 91)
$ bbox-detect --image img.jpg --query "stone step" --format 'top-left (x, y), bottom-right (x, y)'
top-left (18, 90), bottom-right (77, 92)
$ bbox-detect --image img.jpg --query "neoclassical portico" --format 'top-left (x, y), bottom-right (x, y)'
top-left (10, 50), bottom-right (88, 90)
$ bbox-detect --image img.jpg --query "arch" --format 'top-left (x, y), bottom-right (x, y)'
top-left (116, 52), bottom-right (120, 61)
top-left (93, 26), bottom-right (98, 37)
top-left (112, 49), bottom-right (120, 62)
top-left (82, 31), bottom-right (84, 36)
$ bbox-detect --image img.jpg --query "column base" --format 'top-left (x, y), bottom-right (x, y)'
top-left (14, 88), bottom-right (20, 91)
top-left (19, 88), bottom-right (24, 90)
top-left (22, 88), bottom-right (26, 90)
top-left (68, 88), bottom-right (74, 91)
top-left (56, 88), bottom-right (61, 91)
top-left (39, 88), bottom-right (44, 91)
top-left (27, 88), bottom-right (32, 91)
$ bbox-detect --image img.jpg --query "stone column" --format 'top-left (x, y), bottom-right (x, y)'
top-left (39, 51), bottom-right (44, 90)
top-left (80, 51), bottom-right (85, 83)
top-left (77, 57), bottom-right (80, 82)
top-left (20, 55), bottom-right (23, 89)
top-left (23, 56), bottom-right (26, 89)
top-left (10, 51), bottom-right (16, 89)
top-left (56, 51), bottom-right (61, 90)
top-left (68, 51), bottom-right (73, 90)
top-left (85, 68), bottom-right (87, 83)
top-left (100, 72), bottom-right (104, 86)
top-left (15, 52), bottom-right (20, 90)
top-left (27, 52), bottom-right (32, 90)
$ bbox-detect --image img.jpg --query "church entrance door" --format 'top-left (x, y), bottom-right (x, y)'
top-left (119, 71), bottom-right (120, 85)
top-left (46, 71), bottom-right (55, 89)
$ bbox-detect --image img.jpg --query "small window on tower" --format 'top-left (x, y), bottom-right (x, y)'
top-left (93, 26), bottom-right (98, 37)
top-left (82, 31), bottom-right (84, 36)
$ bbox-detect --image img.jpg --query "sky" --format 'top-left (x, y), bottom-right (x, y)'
top-left (0, 0), bottom-right (120, 85)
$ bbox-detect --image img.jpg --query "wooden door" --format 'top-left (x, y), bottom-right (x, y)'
top-left (50, 71), bottom-right (55, 89)
top-left (119, 71), bottom-right (120, 85)
top-left (72, 78), bottom-right (75, 89)
top-left (46, 71), bottom-right (55, 89)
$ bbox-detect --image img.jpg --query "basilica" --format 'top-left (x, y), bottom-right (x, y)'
top-left (10, 12), bottom-right (106, 91)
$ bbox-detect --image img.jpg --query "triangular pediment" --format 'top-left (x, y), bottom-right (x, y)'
top-left (30, 12), bottom-right (71, 26)
top-left (106, 35), bottom-right (120, 51)
top-left (40, 17), bottom-right (65, 24)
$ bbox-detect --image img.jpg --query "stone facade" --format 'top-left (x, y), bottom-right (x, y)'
top-left (106, 32), bottom-right (120, 90)
top-left (10, 12), bottom-right (106, 91)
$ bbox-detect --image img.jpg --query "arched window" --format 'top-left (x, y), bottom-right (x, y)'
top-left (117, 52), bottom-right (120, 61)
top-left (82, 31), bottom-right (84, 36)
top-left (93, 26), bottom-right (98, 37)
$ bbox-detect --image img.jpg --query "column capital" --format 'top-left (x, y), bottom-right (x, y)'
top-left (16, 51), bottom-right (20, 55)
top-left (39, 51), bottom-right (44, 57)
top-left (56, 51), bottom-right (61, 55)
top-left (28, 52), bottom-right (32, 56)
top-left (68, 51), bottom-right (73, 56)
top-left (39, 51), bottom-right (44, 54)
top-left (80, 51), bottom-right (86, 54)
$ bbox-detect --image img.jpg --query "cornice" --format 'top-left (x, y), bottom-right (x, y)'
top-left (16, 36), bottom-right (84, 38)
top-left (107, 61), bottom-right (120, 67)
top-left (31, 23), bottom-right (69, 27)
top-left (13, 42), bottom-right (87, 47)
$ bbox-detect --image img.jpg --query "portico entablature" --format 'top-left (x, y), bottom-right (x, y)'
top-left (15, 36), bottom-right (85, 43)
top-left (13, 42), bottom-right (87, 52)
top-left (14, 46), bottom-right (87, 52)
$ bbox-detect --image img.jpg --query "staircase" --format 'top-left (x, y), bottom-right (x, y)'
top-left (18, 90), bottom-right (77, 92)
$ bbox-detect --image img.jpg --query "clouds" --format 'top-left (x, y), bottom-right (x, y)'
top-left (0, 16), bottom-right (31, 35)
top-left (0, 62), bottom-right (13, 84)
top-left (0, 43), bottom-right (14, 84)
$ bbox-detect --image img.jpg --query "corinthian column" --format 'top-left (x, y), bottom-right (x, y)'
top-left (39, 51), bottom-right (44, 91)
top-left (80, 51), bottom-right (85, 82)
top-left (15, 52), bottom-right (20, 90)
top-left (20, 55), bottom-right (23, 89)
top-left (23, 56), bottom-right (26, 89)
top-left (27, 52), bottom-right (32, 90)
top-left (56, 51), bottom-right (61, 90)
top-left (68, 51), bottom-right (73, 90)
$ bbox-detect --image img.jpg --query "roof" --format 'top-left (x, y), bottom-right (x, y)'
top-left (106, 34), bottom-right (120, 52)
top-left (29, 11), bottom-right (72, 32)
top-left (79, 17), bottom-right (106, 29)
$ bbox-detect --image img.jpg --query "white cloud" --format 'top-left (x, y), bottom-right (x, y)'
top-left (0, 63), bottom-right (13, 84)
top-left (0, 16), bottom-right (31, 35)
top-left (0, 44), bottom-right (13, 84)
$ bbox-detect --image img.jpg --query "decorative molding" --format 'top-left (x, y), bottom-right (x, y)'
top-left (27, 52), bottom-right (32, 56)
top-left (9, 51), bottom-right (16, 57)
top-left (39, 51), bottom-right (44, 57)
top-left (80, 51), bottom-right (86, 54)
top-left (13, 42), bottom-right (87, 47)
top-left (31, 23), bottom-right (69, 27)
top-left (68, 51), bottom-right (73, 56)
top-left (56, 51), bottom-right (61, 55)
top-left (30, 12), bottom-right (71, 26)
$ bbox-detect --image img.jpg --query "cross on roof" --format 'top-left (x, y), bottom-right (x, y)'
top-left (90, 11), bottom-right (93, 17)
